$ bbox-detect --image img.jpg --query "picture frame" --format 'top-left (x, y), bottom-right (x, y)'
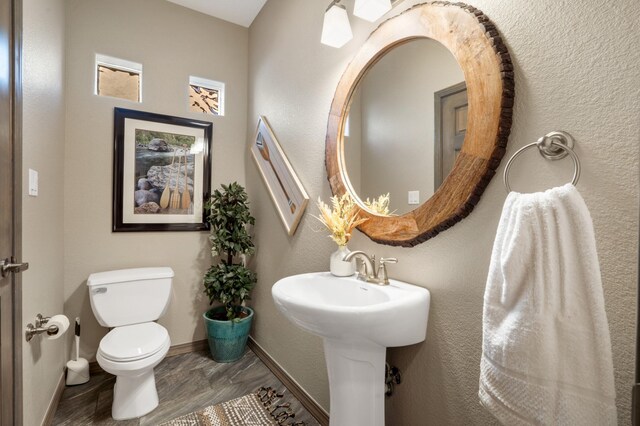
top-left (250, 116), bottom-right (309, 235)
top-left (113, 107), bottom-right (212, 232)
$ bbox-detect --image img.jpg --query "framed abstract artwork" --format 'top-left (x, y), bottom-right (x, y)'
top-left (112, 107), bottom-right (212, 232)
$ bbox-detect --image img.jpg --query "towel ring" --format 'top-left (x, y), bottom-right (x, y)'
top-left (503, 131), bottom-right (581, 192)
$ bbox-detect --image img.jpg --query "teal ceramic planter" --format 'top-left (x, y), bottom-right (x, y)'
top-left (203, 306), bottom-right (254, 363)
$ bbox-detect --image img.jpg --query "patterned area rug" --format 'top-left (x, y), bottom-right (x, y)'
top-left (160, 387), bottom-right (306, 426)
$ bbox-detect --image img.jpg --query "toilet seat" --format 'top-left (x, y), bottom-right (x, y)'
top-left (99, 322), bottom-right (169, 362)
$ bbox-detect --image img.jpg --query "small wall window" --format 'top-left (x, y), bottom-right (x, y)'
top-left (189, 76), bottom-right (225, 116)
top-left (95, 54), bottom-right (142, 102)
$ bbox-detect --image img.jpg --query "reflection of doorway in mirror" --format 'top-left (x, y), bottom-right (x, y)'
top-left (435, 82), bottom-right (468, 189)
top-left (342, 39), bottom-right (465, 215)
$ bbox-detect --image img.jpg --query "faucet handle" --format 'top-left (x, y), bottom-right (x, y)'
top-left (377, 258), bottom-right (398, 284)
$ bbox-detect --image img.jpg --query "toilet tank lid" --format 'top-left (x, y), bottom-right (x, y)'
top-left (87, 267), bottom-right (174, 287)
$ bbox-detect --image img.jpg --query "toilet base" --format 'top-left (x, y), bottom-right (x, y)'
top-left (112, 369), bottom-right (159, 420)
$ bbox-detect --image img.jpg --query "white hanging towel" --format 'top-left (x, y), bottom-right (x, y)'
top-left (479, 183), bottom-right (617, 425)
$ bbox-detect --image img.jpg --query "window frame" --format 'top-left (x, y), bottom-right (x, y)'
top-left (95, 54), bottom-right (143, 102)
top-left (189, 76), bottom-right (225, 116)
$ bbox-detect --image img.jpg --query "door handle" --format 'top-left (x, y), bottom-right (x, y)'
top-left (1, 257), bottom-right (29, 277)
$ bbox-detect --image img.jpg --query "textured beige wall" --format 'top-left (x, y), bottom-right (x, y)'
top-left (247, 0), bottom-right (639, 423)
top-left (22, 0), bottom-right (66, 424)
top-left (63, 0), bottom-right (248, 360)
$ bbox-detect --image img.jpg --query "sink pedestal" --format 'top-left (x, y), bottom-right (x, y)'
top-left (272, 273), bottom-right (430, 426)
top-left (324, 339), bottom-right (386, 426)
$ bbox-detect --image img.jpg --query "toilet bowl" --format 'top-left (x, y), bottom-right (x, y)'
top-left (96, 322), bottom-right (171, 420)
top-left (87, 267), bottom-right (174, 420)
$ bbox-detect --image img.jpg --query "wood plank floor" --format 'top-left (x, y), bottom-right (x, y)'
top-left (52, 348), bottom-right (320, 425)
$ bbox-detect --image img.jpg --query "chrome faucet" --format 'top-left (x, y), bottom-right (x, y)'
top-left (344, 251), bottom-right (375, 280)
top-left (343, 251), bottom-right (398, 285)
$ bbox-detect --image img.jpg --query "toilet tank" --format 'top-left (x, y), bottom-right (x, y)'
top-left (87, 267), bottom-right (174, 327)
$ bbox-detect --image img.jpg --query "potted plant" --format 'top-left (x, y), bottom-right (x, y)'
top-left (202, 182), bottom-right (257, 362)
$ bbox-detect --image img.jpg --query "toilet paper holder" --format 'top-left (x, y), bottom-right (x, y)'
top-left (25, 314), bottom-right (60, 342)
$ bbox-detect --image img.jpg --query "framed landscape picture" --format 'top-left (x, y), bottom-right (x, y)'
top-left (250, 116), bottom-right (308, 235)
top-left (112, 108), bottom-right (212, 232)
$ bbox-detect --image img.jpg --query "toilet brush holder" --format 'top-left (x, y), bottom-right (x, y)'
top-left (66, 318), bottom-right (90, 386)
top-left (66, 358), bottom-right (90, 386)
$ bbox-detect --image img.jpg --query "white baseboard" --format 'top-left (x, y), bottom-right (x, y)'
top-left (41, 372), bottom-right (65, 426)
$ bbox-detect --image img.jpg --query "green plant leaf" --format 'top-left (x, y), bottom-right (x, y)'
top-left (203, 182), bottom-right (257, 320)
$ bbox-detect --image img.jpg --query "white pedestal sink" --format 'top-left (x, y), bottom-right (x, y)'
top-left (272, 272), bottom-right (430, 426)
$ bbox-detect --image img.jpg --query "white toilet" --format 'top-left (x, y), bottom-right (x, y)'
top-left (87, 267), bottom-right (173, 420)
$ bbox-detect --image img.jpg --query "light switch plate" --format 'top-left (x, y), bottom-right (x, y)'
top-left (408, 190), bottom-right (419, 205)
top-left (28, 169), bottom-right (38, 196)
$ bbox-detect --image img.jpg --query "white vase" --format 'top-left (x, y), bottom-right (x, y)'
top-left (330, 245), bottom-right (356, 277)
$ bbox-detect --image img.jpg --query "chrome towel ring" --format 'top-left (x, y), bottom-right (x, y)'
top-left (503, 131), bottom-right (581, 193)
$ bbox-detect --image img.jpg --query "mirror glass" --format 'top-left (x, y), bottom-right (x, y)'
top-left (343, 38), bottom-right (466, 216)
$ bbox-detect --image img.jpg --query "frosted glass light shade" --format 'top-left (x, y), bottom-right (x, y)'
top-left (354, 0), bottom-right (392, 22)
top-left (321, 3), bottom-right (353, 48)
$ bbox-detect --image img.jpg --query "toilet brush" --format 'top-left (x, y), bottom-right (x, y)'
top-left (66, 318), bottom-right (90, 386)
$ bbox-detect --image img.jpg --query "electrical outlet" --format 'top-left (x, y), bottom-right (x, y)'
top-left (408, 190), bottom-right (419, 205)
top-left (28, 169), bottom-right (38, 196)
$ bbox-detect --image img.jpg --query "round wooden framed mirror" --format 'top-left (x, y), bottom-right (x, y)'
top-left (325, 2), bottom-right (514, 247)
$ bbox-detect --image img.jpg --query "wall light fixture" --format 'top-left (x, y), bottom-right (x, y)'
top-left (321, 0), bottom-right (403, 48)
top-left (353, 0), bottom-right (392, 22)
top-left (321, 1), bottom-right (353, 48)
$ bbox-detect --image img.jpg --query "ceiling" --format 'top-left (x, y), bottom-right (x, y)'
top-left (166, 0), bottom-right (268, 27)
